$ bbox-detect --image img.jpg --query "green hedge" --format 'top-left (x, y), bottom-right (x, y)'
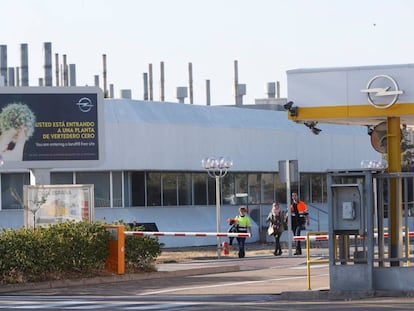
top-left (0, 221), bottom-right (163, 284)
top-left (0, 221), bottom-right (110, 284)
top-left (124, 224), bottom-right (163, 272)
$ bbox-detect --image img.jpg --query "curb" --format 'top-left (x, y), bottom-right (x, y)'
top-left (280, 289), bottom-right (414, 301)
top-left (0, 265), bottom-right (241, 294)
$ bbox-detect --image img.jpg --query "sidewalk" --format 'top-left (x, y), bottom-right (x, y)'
top-left (0, 245), bottom-right (326, 294)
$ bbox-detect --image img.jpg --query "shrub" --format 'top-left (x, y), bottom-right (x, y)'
top-left (114, 222), bottom-right (163, 272)
top-left (0, 221), bottom-right (110, 284)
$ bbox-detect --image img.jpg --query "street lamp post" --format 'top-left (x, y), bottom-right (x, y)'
top-left (202, 156), bottom-right (233, 258)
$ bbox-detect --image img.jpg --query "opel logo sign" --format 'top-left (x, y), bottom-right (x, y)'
top-left (360, 75), bottom-right (403, 109)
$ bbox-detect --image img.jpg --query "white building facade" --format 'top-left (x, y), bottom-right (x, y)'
top-left (0, 99), bottom-right (380, 247)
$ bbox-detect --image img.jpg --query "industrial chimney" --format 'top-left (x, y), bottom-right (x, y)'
top-left (0, 45), bottom-right (8, 85)
top-left (102, 54), bottom-right (108, 97)
top-left (54, 53), bottom-right (59, 86)
top-left (206, 79), bottom-right (211, 106)
top-left (69, 64), bottom-right (76, 86)
top-left (143, 72), bottom-right (148, 100)
top-left (20, 43), bottom-right (29, 86)
top-left (62, 54), bottom-right (68, 86)
top-left (148, 63), bottom-right (153, 101)
top-left (233, 60), bottom-right (246, 106)
top-left (160, 61), bottom-right (165, 101)
top-left (43, 42), bottom-right (52, 86)
top-left (7, 67), bottom-right (15, 86)
top-left (188, 62), bottom-right (193, 104)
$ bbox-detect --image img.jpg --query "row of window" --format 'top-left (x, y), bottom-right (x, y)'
top-left (0, 171), bottom-right (327, 210)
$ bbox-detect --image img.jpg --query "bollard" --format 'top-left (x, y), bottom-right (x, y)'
top-left (222, 241), bottom-right (229, 255)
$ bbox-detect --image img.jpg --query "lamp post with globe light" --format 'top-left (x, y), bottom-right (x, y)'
top-left (201, 156), bottom-right (233, 258)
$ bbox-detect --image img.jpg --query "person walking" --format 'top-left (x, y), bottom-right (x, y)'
top-left (290, 192), bottom-right (309, 255)
top-left (230, 205), bottom-right (252, 258)
top-left (266, 202), bottom-right (285, 256)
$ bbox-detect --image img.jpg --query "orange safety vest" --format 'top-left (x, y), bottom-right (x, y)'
top-left (290, 200), bottom-right (307, 214)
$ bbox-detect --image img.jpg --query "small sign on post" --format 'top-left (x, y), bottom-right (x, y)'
top-left (105, 225), bottom-right (125, 275)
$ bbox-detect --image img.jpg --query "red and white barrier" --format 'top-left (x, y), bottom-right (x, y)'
top-left (293, 235), bottom-right (329, 242)
top-left (125, 231), bottom-right (251, 238)
top-left (293, 231), bottom-right (414, 242)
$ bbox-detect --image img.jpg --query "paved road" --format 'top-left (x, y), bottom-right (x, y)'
top-left (1, 253), bottom-right (414, 310)
top-left (1, 294), bottom-right (414, 310)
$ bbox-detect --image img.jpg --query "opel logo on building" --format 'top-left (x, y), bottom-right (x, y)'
top-left (360, 75), bottom-right (403, 109)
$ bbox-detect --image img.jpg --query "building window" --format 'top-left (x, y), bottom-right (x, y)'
top-left (112, 171), bottom-right (123, 207)
top-left (300, 174), bottom-right (311, 203)
top-left (274, 173), bottom-right (287, 203)
top-left (1, 173), bottom-right (30, 210)
top-left (312, 174), bottom-right (327, 203)
top-left (76, 172), bottom-right (110, 208)
top-left (162, 173), bottom-right (177, 206)
top-left (147, 173), bottom-right (161, 206)
top-left (130, 172), bottom-right (145, 207)
top-left (300, 173), bottom-right (327, 203)
top-left (178, 173), bottom-right (192, 205)
top-left (261, 173), bottom-right (274, 203)
top-left (193, 173), bottom-right (207, 205)
top-left (51, 172), bottom-right (74, 184)
top-left (248, 174), bottom-right (261, 205)
top-left (222, 173), bottom-right (235, 205)
top-left (235, 173), bottom-right (248, 205)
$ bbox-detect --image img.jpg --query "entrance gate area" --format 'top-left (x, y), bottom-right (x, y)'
top-left (328, 170), bottom-right (414, 291)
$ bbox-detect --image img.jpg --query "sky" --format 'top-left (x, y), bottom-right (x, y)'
top-left (1, 0), bottom-right (414, 105)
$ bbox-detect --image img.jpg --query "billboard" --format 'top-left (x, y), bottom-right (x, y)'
top-left (0, 87), bottom-right (104, 169)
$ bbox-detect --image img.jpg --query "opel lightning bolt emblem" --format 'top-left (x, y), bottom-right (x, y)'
top-left (360, 75), bottom-right (403, 109)
top-left (76, 97), bottom-right (94, 112)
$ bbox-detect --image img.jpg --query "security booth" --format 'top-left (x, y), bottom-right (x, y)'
top-left (328, 169), bottom-right (414, 291)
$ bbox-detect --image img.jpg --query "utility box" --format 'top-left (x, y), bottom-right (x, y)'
top-left (331, 184), bottom-right (364, 235)
top-left (105, 225), bottom-right (125, 275)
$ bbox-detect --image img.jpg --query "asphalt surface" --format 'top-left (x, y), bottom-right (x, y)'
top-left (1, 247), bottom-right (414, 305)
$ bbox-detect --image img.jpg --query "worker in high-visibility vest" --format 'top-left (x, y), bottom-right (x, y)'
top-left (290, 192), bottom-right (309, 255)
top-left (232, 205), bottom-right (252, 258)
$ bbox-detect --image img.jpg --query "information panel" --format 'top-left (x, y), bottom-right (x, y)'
top-left (24, 184), bottom-right (94, 228)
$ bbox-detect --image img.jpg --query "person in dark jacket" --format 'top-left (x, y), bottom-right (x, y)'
top-left (266, 202), bottom-right (285, 256)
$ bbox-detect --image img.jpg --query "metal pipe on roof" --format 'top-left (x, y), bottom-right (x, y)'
top-left (0, 45), bottom-right (8, 86)
top-left (276, 81), bottom-right (280, 98)
top-left (20, 43), bottom-right (29, 86)
top-left (103, 54), bottom-right (108, 97)
top-left (148, 63), bottom-right (153, 101)
top-left (55, 53), bottom-right (59, 86)
top-left (188, 62), bottom-right (193, 104)
top-left (160, 61), bottom-right (165, 101)
top-left (69, 64), bottom-right (76, 86)
top-left (62, 54), bottom-right (68, 86)
top-left (15, 67), bottom-right (20, 86)
top-left (7, 67), bottom-right (15, 86)
top-left (143, 72), bottom-right (148, 100)
top-left (109, 83), bottom-right (114, 98)
top-left (94, 75), bottom-right (99, 87)
top-left (234, 60), bottom-right (238, 105)
top-left (206, 79), bottom-right (211, 106)
top-left (43, 42), bottom-right (52, 86)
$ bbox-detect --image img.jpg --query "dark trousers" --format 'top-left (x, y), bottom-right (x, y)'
top-left (236, 237), bottom-right (246, 258)
top-left (274, 233), bottom-right (281, 253)
top-left (292, 224), bottom-right (302, 252)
